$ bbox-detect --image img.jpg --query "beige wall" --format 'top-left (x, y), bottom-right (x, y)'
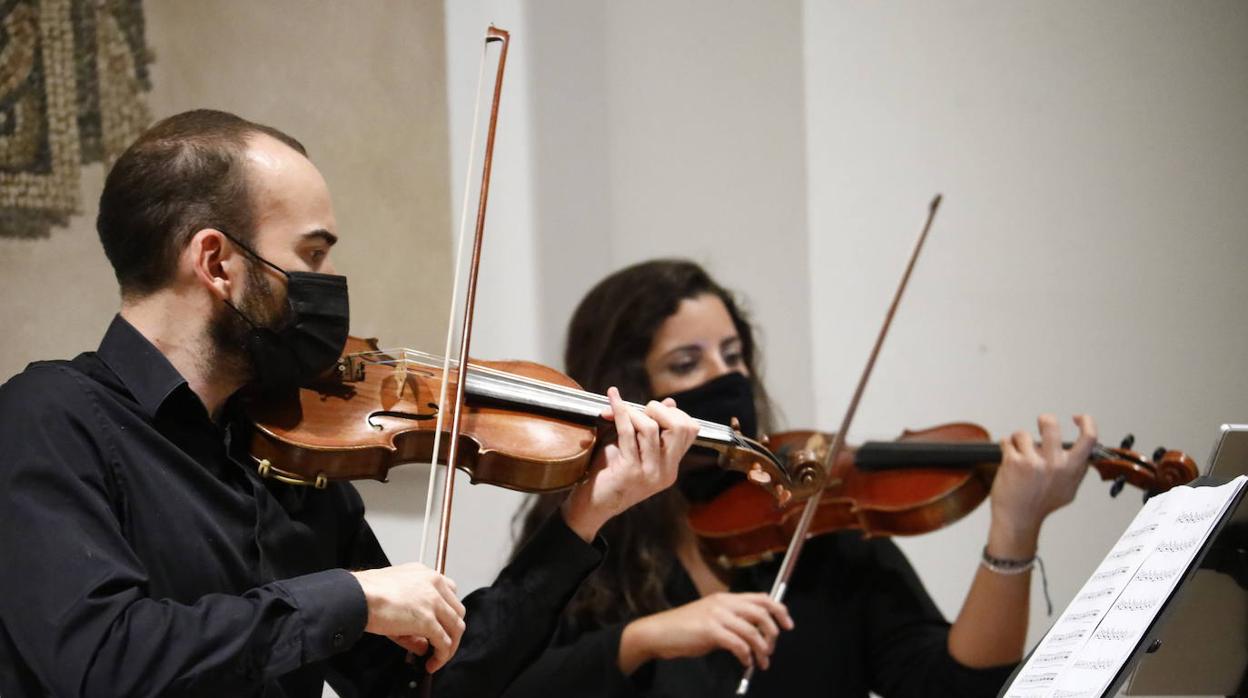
top-left (1, 165), bottom-right (118, 378)
top-left (1, 1), bottom-right (453, 378)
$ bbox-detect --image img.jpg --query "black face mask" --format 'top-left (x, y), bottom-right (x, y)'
top-left (663, 371), bottom-right (758, 440)
top-left (220, 232), bottom-right (350, 392)
top-left (663, 371), bottom-right (757, 503)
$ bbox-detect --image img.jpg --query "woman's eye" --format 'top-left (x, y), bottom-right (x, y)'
top-left (724, 352), bottom-right (744, 368)
top-left (668, 361), bottom-right (698, 376)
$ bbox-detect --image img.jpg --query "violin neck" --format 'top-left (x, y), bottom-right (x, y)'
top-left (854, 439), bottom-right (1084, 472)
top-left (854, 441), bottom-right (1003, 471)
top-left (353, 347), bottom-right (748, 453)
top-left (460, 368), bottom-right (739, 449)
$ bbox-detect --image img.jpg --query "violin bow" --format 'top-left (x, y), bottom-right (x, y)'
top-left (411, 26), bottom-right (509, 691)
top-left (735, 195), bottom-right (942, 695)
top-left (419, 25), bottom-right (510, 573)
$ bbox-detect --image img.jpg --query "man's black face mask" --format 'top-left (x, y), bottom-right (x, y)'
top-left (663, 371), bottom-right (757, 503)
top-left (220, 231), bottom-right (350, 393)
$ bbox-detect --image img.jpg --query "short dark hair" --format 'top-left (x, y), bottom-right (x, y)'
top-left (96, 109), bottom-right (308, 297)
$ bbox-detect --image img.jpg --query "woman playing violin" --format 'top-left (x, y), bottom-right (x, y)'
top-left (504, 259), bottom-right (1098, 697)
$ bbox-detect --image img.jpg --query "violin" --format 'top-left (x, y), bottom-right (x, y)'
top-left (243, 336), bottom-right (817, 501)
top-left (687, 422), bottom-right (1200, 568)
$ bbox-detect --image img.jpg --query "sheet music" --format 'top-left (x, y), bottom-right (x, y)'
top-left (1002, 475), bottom-right (1247, 698)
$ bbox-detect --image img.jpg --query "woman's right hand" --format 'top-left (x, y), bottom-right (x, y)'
top-left (618, 592), bottom-right (794, 674)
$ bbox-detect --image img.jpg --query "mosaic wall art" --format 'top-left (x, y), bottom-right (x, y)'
top-left (0, 0), bottom-right (152, 238)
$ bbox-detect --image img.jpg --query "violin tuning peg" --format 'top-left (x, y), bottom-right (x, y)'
top-left (1120, 434), bottom-right (1135, 450)
top-left (748, 465), bottom-right (771, 484)
top-left (1110, 475), bottom-right (1127, 498)
top-left (1152, 446), bottom-right (1167, 463)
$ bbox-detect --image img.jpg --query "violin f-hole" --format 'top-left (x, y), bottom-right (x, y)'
top-left (368, 406), bottom-right (440, 429)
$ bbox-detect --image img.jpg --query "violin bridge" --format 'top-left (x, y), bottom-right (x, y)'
top-left (393, 360), bottom-right (408, 400)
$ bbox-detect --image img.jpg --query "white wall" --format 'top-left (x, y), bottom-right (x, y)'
top-left (593, 0), bottom-right (814, 426)
top-left (803, 0), bottom-right (1248, 660)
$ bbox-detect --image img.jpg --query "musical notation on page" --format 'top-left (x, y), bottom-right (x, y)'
top-left (1001, 475), bottom-right (1247, 698)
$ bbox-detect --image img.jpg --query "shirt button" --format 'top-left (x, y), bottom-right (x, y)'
top-left (332, 631), bottom-right (346, 648)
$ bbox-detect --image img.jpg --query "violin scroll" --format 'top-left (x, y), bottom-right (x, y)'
top-left (1090, 436), bottom-right (1200, 499)
top-left (1154, 449), bottom-right (1200, 490)
top-left (715, 434), bottom-right (819, 505)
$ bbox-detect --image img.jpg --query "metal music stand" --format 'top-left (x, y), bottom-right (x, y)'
top-left (1123, 425), bottom-right (1248, 697)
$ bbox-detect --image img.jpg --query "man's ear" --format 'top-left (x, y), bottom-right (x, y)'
top-left (186, 228), bottom-right (239, 302)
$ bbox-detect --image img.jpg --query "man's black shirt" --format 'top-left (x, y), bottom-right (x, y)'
top-left (0, 316), bottom-right (603, 697)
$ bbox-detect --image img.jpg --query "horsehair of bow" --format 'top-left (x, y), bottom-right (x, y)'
top-left (418, 29), bottom-right (492, 567)
top-left (735, 194), bottom-right (942, 696)
top-left (431, 26), bottom-right (510, 575)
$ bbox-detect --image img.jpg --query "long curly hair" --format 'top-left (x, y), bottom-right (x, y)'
top-left (513, 259), bottom-right (774, 631)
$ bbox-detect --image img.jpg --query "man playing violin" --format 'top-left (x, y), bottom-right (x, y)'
top-left (0, 110), bottom-right (701, 697)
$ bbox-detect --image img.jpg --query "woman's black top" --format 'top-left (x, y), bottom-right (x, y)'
top-left (503, 531), bottom-right (1017, 697)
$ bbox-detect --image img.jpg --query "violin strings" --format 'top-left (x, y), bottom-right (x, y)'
top-left (352, 348), bottom-right (742, 442)
top-left (355, 349), bottom-right (655, 416)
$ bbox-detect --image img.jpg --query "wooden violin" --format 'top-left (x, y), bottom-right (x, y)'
top-left (688, 422), bottom-right (1200, 568)
top-left (242, 336), bottom-right (819, 501)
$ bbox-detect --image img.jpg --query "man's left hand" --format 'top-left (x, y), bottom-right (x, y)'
top-left (561, 388), bottom-right (699, 542)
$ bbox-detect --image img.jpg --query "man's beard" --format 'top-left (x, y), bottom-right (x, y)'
top-left (206, 260), bottom-right (289, 386)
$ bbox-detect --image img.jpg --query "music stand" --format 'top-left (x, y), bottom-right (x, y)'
top-left (1124, 424), bottom-right (1248, 697)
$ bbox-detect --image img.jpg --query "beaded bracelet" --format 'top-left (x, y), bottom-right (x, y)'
top-left (981, 546), bottom-right (1053, 616)
top-left (981, 547), bottom-right (1037, 575)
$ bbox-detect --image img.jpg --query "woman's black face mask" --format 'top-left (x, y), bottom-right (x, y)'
top-left (220, 231), bottom-right (350, 393)
top-left (662, 371), bottom-right (757, 503)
